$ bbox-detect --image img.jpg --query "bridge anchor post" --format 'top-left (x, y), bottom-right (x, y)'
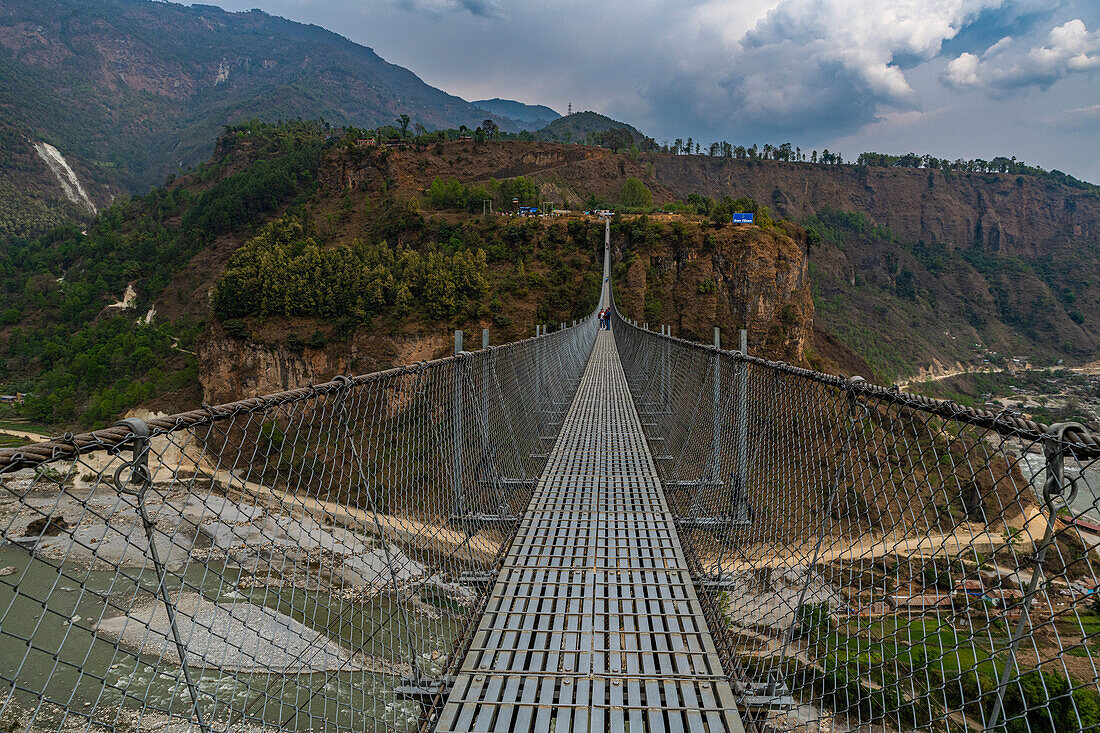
top-left (114, 417), bottom-right (212, 733)
top-left (987, 422), bottom-right (1086, 731)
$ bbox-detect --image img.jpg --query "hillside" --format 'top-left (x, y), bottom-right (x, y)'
top-left (0, 125), bottom-right (815, 428)
top-left (376, 144), bottom-right (1097, 380)
top-left (648, 156), bottom-right (1100, 379)
top-left (473, 99), bottom-right (560, 128)
top-left (535, 112), bottom-right (652, 148)
top-left (0, 0), bottom-right (528, 238)
top-left (0, 120), bottom-right (99, 238)
top-left (5, 127), bottom-right (1098, 430)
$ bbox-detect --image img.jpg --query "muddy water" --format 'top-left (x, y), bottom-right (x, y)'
top-left (0, 547), bottom-right (457, 732)
top-left (1019, 452), bottom-right (1100, 522)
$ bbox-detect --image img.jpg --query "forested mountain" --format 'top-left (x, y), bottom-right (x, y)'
top-left (535, 112), bottom-right (651, 147)
top-left (3, 114), bottom-right (1098, 432)
top-left (473, 99), bottom-right (560, 128)
top-left (0, 0), bottom-right (532, 237)
top-left (0, 124), bottom-right (814, 428)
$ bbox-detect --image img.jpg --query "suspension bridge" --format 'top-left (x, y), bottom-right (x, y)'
top-left (1, 222), bottom-right (1099, 733)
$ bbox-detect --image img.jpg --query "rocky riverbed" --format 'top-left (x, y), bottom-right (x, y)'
top-left (0, 465), bottom-right (479, 733)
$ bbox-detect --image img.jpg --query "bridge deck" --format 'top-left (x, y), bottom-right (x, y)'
top-left (436, 331), bottom-right (744, 733)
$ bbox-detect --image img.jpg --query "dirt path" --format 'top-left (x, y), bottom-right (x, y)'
top-left (1076, 358), bottom-right (1100, 376)
top-left (898, 359), bottom-right (1098, 390)
top-left (896, 364), bottom-right (1004, 389)
top-left (703, 505), bottom-right (1053, 574)
top-left (0, 427), bottom-right (50, 443)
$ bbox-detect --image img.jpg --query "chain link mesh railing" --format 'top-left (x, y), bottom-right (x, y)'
top-left (6, 262), bottom-right (1100, 733)
top-left (611, 305), bottom-right (1100, 732)
top-left (0, 317), bottom-right (597, 733)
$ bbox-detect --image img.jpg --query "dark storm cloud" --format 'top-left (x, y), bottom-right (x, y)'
top-left (393, 0), bottom-right (501, 18)
top-left (627, 0), bottom-right (1008, 143)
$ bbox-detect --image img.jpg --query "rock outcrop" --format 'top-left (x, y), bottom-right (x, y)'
top-left (198, 331), bottom-right (449, 406)
top-left (613, 220), bottom-right (813, 364)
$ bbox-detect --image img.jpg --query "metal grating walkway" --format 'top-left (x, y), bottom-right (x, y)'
top-left (436, 330), bottom-right (745, 733)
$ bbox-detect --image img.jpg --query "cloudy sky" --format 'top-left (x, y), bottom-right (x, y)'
top-left (206, 0), bottom-right (1100, 182)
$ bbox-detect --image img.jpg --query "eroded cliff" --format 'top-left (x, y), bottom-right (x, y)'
top-left (611, 219), bottom-right (813, 364)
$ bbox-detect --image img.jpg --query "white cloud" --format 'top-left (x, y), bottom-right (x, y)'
top-left (1044, 103), bottom-right (1100, 128)
top-left (642, 0), bottom-right (1009, 137)
top-left (944, 51), bottom-right (981, 85)
top-left (942, 18), bottom-right (1100, 90)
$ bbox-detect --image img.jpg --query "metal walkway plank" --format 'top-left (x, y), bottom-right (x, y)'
top-left (436, 331), bottom-right (745, 733)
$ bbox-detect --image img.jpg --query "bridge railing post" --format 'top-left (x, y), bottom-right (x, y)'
top-left (657, 325), bottom-right (664, 412)
top-left (736, 329), bottom-right (749, 524)
top-left (453, 330), bottom-right (466, 517)
top-left (708, 327), bottom-right (722, 492)
top-left (114, 417), bottom-right (213, 733)
top-left (476, 327), bottom-right (511, 518)
top-left (536, 324), bottom-right (544, 412)
top-left (663, 325), bottom-right (671, 414)
top-left (987, 422), bottom-right (1083, 731)
top-left (480, 328), bottom-right (490, 449)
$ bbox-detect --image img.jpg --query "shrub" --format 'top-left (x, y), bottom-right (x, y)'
top-left (223, 319), bottom-right (250, 340)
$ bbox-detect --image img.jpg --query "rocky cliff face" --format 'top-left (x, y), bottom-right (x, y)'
top-left (198, 337), bottom-right (342, 405)
top-left (301, 142), bottom-right (1100, 376)
top-left (650, 157), bottom-right (1098, 259)
top-left (198, 331), bottom-right (449, 406)
top-left (613, 220), bottom-right (813, 364)
top-left (642, 157), bottom-right (1099, 375)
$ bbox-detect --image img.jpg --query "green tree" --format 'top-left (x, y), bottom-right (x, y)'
top-left (619, 177), bottom-right (652, 208)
